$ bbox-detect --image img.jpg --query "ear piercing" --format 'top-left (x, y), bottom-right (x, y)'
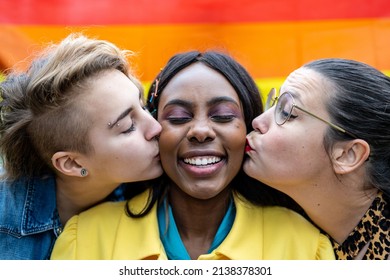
top-left (80, 168), bottom-right (88, 177)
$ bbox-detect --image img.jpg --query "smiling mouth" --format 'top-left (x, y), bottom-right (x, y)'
top-left (183, 156), bottom-right (222, 166)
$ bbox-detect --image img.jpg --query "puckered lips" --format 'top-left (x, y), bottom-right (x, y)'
top-left (245, 138), bottom-right (253, 153)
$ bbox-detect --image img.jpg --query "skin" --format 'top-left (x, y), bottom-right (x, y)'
top-left (244, 68), bottom-right (332, 190)
top-left (243, 67), bottom-right (377, 255)
top-left (55, 69), bottom-right (162, 224)
top-left (157, 63), bottom-right (246, 259)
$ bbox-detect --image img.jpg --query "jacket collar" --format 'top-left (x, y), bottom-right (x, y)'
top-left (21, 175), bottom-right (61, 235)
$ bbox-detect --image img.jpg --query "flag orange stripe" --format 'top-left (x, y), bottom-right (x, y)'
top-left (5, 18), bottom-right (388, 79)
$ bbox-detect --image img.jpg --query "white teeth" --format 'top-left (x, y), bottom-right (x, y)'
top-left (184, 156), bottom-right (222, 166)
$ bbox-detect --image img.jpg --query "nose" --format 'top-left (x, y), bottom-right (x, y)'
top-left (144, 111), bottom-right (162, 140)
top-left (186, 118), bottom-right (216, 143)
top-left (251, 109), bottom-right (272, 134)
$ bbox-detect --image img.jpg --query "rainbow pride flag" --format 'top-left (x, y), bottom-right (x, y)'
top-left (1, 0), bottom-right (389, 99)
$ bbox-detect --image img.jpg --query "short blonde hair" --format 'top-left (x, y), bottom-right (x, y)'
top-left (0, 34), bottom-right (140, 179)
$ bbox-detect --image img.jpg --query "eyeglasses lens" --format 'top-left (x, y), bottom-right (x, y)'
top-left (275, 93), bottom-right (293, 125)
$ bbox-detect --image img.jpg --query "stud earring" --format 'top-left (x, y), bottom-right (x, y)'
top-left (80, 168), bottom-right (88, 177)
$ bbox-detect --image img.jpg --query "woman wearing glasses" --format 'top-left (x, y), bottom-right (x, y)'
top-left (244, 58), bottom-right (390, 260)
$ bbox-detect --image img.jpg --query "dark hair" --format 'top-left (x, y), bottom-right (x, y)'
top-left (125, 50), bottom-right (304, 217)
top-left (0, 34), bottom-right (139, 180)
top-left (305, 58), bottom-right (390, 197)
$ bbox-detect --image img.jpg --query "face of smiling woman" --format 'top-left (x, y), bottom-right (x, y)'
top-left (157, 63), bottom-right (246, 200)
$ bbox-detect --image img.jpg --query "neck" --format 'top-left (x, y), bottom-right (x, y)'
top-left (168, 186), bottom-right (231, 259)
top-left (55, 176), bottom-right (119, 225)
top-left (291, 182), bottom-right (378, 244)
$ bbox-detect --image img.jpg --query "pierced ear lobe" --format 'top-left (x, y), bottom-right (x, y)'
top-left (51, 151), bottom-right (86, 177)
top-left (80, 168), bottom-right (88, 177)
top-left (332, 139), bottom-right (370, 175)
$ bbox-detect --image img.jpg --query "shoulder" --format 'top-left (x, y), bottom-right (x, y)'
top-left (261, 206), bottom-right (334, 259)
top-left (0, 175), bottom-right (57, 229)
top-left (62, 189), bottom-right (152, 235)
top-left (263, 206), bottom-right (314, 227)
top-left (77, 188), bottom-right (152, 222)
top-left (233, 196), bottom-right (334, 259)
top-left (74, 201), bottom-right (126, 231)
top-left (51, 201), bottom-right (128, 259)
top-left (258, 205), bottom-right (320, 237)
top-left (52, 192), bottom-right (160, 259)
top-left (234, 195), bottom-right (317, 231)
top-left (0, 176), bottom-right (59, 260)
top-left (0, 176), bottom-right (33, 227)
top-left (0, 175), bottom-right (56, 207)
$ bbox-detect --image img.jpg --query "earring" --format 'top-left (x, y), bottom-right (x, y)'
top-left (80, 168), bottom-right (88, 177)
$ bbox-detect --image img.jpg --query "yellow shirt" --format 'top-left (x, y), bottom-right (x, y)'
top-left (51, 191), bottom-right (335, 260)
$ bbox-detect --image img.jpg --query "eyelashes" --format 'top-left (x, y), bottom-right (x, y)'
top-left (161, 102), bottom-right (241, 125)
top-left (165, 114), bottom-right (237, 124)
top-left (122, 123), bottom-right (136, 133)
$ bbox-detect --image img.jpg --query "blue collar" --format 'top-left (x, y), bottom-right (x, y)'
top-left (22, 175), bottom-right (61, 235)
top-left (158, 197), bottom-right (236, 260)
top-left (0, 174), bottom-right (61, 236)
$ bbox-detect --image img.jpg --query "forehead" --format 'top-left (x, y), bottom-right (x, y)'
top-left (280, 67), bottom-right (332, 107)
top-left (281, 67), bottom-right (324, 92)
top-left (160, 63), bottom-right (240, 103)
top-left (81, 70), bottom-right (140, 113)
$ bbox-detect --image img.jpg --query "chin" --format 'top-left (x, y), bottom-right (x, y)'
top-left (149, 167), bottom-right (164, 179)
top-left (242, 164), bottom-right (255, 178)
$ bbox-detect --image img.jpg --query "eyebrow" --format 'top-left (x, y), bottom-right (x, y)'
top-left (163, 99), bottom-right (191, 110)
top-left (163, 96), bottom-right (239, 109)
top-left (108, 107), bottom-right (133, 129)
top-left (207, 96), bottom-right (239, 107)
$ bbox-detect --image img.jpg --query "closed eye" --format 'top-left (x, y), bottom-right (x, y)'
top-left (164, 106), bottom-right (192, 124)
top-left (211, 115), bottom-right (235, 122)
top-left (122, 123), bottom-right (136, 133)
top-left (167, 116), bottom-right (192, 124)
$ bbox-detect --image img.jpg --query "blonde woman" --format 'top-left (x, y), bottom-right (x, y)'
top-left (0, 34), bottom-right (162, 259)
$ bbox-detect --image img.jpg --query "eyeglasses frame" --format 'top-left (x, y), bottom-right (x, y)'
top-left (266, 88), bottom-right (357, 139)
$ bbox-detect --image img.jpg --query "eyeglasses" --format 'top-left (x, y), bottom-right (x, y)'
top-left (266, 88), bottom-right (357, 138)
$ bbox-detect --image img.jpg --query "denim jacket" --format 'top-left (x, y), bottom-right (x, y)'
top-left (0, 172), bottom-right (127, 260)
top-left (0, 174), bottom-right (62, 259)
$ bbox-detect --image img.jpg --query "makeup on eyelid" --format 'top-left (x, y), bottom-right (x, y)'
top-left (162, 103), bottom-right (241, 120)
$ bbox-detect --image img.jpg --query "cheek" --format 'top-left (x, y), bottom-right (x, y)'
top-left (260, 131), bottom-right (295, 159)
top-left (159, 124), bottom-right (180, 143)
top-left (264, 129), bottom-right (325, 163)
top-left (158, 125), bottom-right (182, 164)
top-left (224, 125), bottom-right (247, 161)
top-left (229, 132), bottom-right (246, 152)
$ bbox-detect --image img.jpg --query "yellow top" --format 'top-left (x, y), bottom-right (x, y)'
top-left (51, 190), bottom-right (335, 260)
